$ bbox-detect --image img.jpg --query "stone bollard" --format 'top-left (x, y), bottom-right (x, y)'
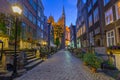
top-left (2, 53), bottom-right (7, 70)
top-left (36, 50), bottom-right (40, 58)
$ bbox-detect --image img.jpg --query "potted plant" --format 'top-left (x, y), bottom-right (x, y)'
top-left (83, 53), bottom-right (103, 73)
top-left (90, 57), bottom-right (103, 73)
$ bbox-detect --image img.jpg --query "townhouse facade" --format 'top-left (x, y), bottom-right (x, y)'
top-left (103, 0), bottom-right (120, 47)
top-left (70, 24), bottom-right (77, 48)
top-left (0, 0), bottom-right (49, 73)
top-left (0, 0), bottom-right (47, 49)
top-left (65, 26), bottom-right (70, 47)
top-left (76, 0), bottom-right (120, 70)
top-left (76, 0), bottom-right (87, 49)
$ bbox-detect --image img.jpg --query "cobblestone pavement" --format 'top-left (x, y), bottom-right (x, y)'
top-left (15, 50), bottom-right (114, 80)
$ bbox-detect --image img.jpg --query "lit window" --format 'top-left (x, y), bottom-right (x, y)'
top-left (105, 8), bottom-right (113, 25)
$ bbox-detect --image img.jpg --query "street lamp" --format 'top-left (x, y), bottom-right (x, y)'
top-left (12, 6), bottom-right (22, 15)
top-left (12, 4), bottom-right (22, 77)
top-left (47, 22), bottom-right (51, 54)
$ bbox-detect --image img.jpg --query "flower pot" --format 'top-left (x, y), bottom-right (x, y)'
top-left (83, 62), bottom-right (88, 66)
top-left (91, 67), bottom-right (97, 73)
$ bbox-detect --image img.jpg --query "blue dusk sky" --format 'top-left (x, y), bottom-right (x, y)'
top-left (41, 0), bottom-right (77, 26)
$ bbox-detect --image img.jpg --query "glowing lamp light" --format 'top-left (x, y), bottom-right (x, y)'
top-left (12, 5), bottom-right (22, 15)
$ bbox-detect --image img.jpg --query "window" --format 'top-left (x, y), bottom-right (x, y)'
top-left (89, 15), bottom-right (93, 27)
top-left (6, 28), bottom-right (10, 36)
top-left (88, 3), bottom-right (92, 12)
top-left (41, 17), bottom-right (44, 22)
top-left (95, 27), bottom-right (100, 34)
top-left (41, 32), bottom-right (43, 38)
top-left (37, 20), bottom-right (41, 27)
top-left (29, 12), bottom-right (33, 22)
top-left (106, 30), bottom-right (115, 47)
top-left (89, 32), bottom-right (94, 46)
top-left (82, 24), bottom-right (86, 34)
top-left (33, 16), bottom-right (37, 25)
top-left (104, 0), bottom-right (110, 6)
top-left (23, 6), bottom-right (28, 17)
top-left (94, 7), bottom-right (99, 23)
top-left (105, 8), bottom-right (113, 25)
top-left (33, 29), bottom-right (36, 39)
top-left (28, 26), bottom-right (31, 32)
top-left (93, 0), bottom-right (97, 5)
top-left (116, 1), bottom-right (120, 19)
top-left (38, 11), bottom-right (41, 17)
top-left (29, 0), bottom-right (37, 11)
top-left (41, 24), bottom-right (44, 30)
top-left (81, 16), bottom-right (84, 22)
top-left (21, 22), bottom-right (27, 39)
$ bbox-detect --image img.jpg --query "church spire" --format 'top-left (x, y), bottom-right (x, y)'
top-left (62, 6), bottom-right (65, 16)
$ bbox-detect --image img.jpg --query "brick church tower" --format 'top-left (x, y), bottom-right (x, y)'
top-left (58, 6), bottom-right (66, 49)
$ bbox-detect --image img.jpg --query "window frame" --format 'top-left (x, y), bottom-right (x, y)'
top-left (89, 15), bottom-right (93, 27)
top-left (93, 0), bottom-right (97, 5)
top-left (116, 1), bottom-right (120, 20)
top-left (104, 0), bottom-right (110, 6)
top-left (106, 30), bottom-right (116, 47)
top-left (105, 8), bottom-right (113, 25)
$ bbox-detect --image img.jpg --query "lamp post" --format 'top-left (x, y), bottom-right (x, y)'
top-left (47, 22), bottom-right (51, 54)
top-left (12, 4), bottom-right (22, 77)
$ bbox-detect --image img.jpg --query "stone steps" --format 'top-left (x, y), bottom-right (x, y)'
top-left (27, 53), bottom-right (34, 57)
top-left (25, 52), bottom-right (43, 70)
top-left (25, 59), bottom-right (43, 70)
top-left (0, 64), bottom-right (8, 75)
top-left (27, 55), bottom-right (36, 60)
top-left (26, 58), bottom-right (40, 65)
top-left (0, 69), bottom-right (8, 75)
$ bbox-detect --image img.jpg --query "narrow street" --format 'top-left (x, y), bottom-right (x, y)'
top-left (15, 50), bottom-right (114, 80)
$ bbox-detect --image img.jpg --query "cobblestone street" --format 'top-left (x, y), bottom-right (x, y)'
top-left (15, 50), bottom-right (114, 80)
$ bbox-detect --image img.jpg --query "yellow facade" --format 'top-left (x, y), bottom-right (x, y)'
top-left (20, 40), bottom-right (37, 49)
top-left (0, 36), bottom-right (9, 49)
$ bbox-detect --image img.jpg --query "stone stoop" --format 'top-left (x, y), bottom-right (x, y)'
top-left (25, 53), bottom-right (43, 71)
top-left (0, 64), bottom-right (8, 75)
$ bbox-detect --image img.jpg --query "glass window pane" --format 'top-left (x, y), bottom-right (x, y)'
top-left (104, 0), bottom-right (110, 6)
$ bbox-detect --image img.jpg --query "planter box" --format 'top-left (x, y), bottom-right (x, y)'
top-left (107, 49), bottom-right (120, 54)
top-left (107, 49), bottom-right (120, 70)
